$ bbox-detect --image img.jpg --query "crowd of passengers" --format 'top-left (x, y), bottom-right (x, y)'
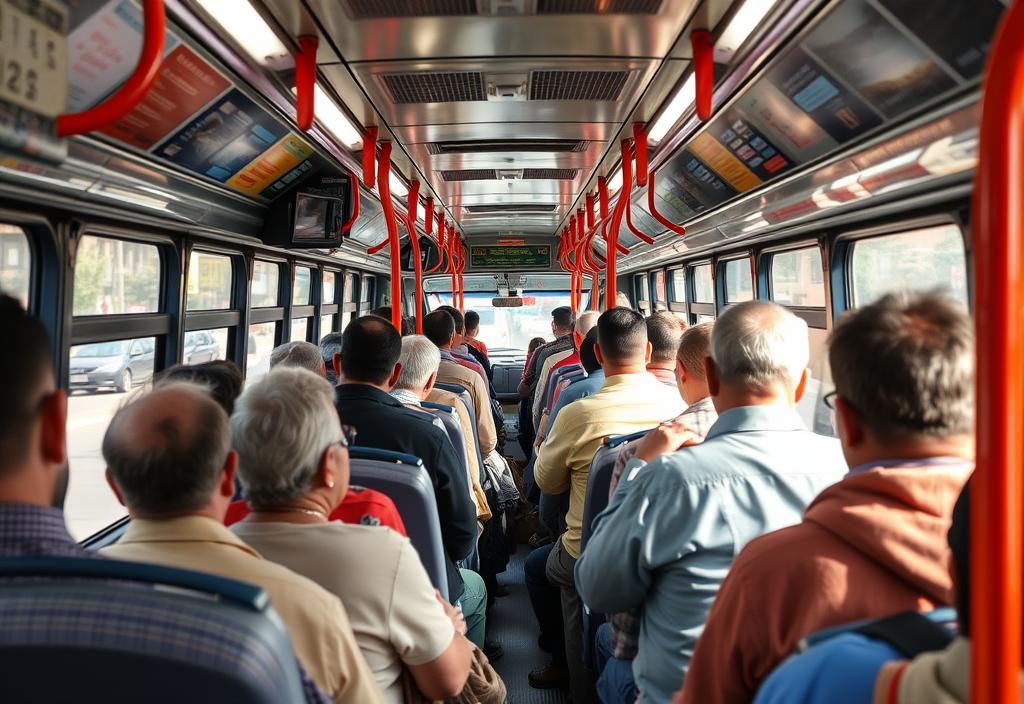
top-left (0, 283), bottom-right (1013, 703)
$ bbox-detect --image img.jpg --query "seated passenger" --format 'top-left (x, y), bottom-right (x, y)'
top-left (370, 306), bottom-right (414, 336)
top-left (320, 332), bottom-right (343, 385)
top-left (100, 382), bottom-right (383, 703)
top-left (423, 310), bottom-right (498, 457)
top-left (333, 317), bottom-right (484, 642)
top-left (531, 307), bottom-right (686, 701)
top-left (271, 340), bottom-right (327, 377)
top-left (595, 321), bottom-right (718, 704)
top-left (438, 305), bottom-right (491, 381)
top-left (533, 310), bottom-right (600, 431)
top-left (575, 301), bottom-right (847, 703)
top-left (518, 306), bottom-right (575, 430)
top-left (679, 291), bottom-right (973, 704)
top-left (463, 310), bottom-right (489, 358)
top-left (157, 359), bottom-right (244, 414)
top-left (229, 368), bottom-right (474, 703)
top-left (755, 479), bottom-right (977, 704)
top-left (645, 312), bottom-right (686, 388)
top-left (528, 336), bottom-right (547, 357)
top-left (536, 328), bottom-right (601, 447)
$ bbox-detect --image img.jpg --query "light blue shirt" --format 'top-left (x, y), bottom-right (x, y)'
top-left (575, 405), bottom-right (847, 703)
top-left (548, 369), bottom-right (605, 426)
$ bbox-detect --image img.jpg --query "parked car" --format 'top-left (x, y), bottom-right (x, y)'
top-left (183, 330), bottom-right (220, 364)
top-left (69, 338), bottom-right (155, 393)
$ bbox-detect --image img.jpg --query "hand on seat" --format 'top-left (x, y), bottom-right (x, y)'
top-left (437, 590), bottom-right (468, 636)
top-left (634, 420), bottom-right (702, 463)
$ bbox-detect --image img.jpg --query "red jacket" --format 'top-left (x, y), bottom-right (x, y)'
top-left (224, 485), bottom-right (407, 536)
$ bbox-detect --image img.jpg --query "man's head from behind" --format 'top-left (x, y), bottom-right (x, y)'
top-left (595, 307), bottom-right (650, 372)
top-left (394, 335), bottom-right (442, 398)
top-left (551, 306), bottom-right (574, 338)
top-left (465, 310), bottom-right (481, 337)
top-left (709, 301), bottom-right (809, 407)
top-left (579, 327), bottom-right (601, 374)
top-left (0, 296), bottom-right (66, 507)
top-left (647, 312), bottom-right (686, 367)
top-left (103, 382), bottom-right (235, 519)
top-left (157, 360), bottom-right (244, 415)
top-left (676, 322), bottom-right (713, 404)
top-left (339, 315), bottom-right (403, 387)
top-left (572, 310), bottom-right (600, 351)
top-left (319, 331), bottom-right (343, 382)
top-left (270, 340), bottom-right (326, 377)
top-left (424, 310), bottom-right (456, 349)
top-left (829, 290), bottom-right (973, 463)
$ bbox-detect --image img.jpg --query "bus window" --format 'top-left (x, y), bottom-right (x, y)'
top-left (251, 260), bottom-right (280, 308)
top-left (323, 271), bottom-right (337, 303)
top-left (696, 314), bottom-right (716, 323)
top-left (184, 328), bottom-right (227, 364)
top-left (291, 318), bottom-right (309, 342)
top-left (186, 251), bottom-right (232, 311)
top-left (851, 225), bottom-right (968, 306)
top-left (66, 335), bottom-right (158, 539)
top-left (0, 225), bottom-right (31, 308)
top-left (345, 272), bottom-right (358, 303)
top-left (294, 266), bottom-right (313, 305)
top-left (692, 264), bottom-right (714, 303)
top-left (74, 236), bottom-right (160, 315)
top-left (651, 270), bottom-right (667, 311)
top-left (635, 274), bottom-right (650, 314)
top-left (247, 322), bottom-right (277, 383)
top-left (669, 268), bottom-right (686, 303)
top-left (724, 258), bottom-right (754, 303)
top-left (771, 247), bottom-right (826, 307)
top-left (321, 314), bottom-right (336, 334)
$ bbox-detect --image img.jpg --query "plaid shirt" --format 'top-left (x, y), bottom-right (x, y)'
top-left (0, 503), bottom-right (329, 703)
top-left (604, 397), bottom-right (719, 660)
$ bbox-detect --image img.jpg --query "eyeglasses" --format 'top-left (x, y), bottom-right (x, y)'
top-left (822, 391), bottom-right (838, 410)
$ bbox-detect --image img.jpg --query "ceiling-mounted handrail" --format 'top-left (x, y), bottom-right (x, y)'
top-left (691, 30), bottom-right (714, 121)
top-left (294, 36), bottom-right (318, 131)
top-left (586, 194), bottom-right (596, 231)
top-left (599, 177), bottom-right (610, 220)
top-left (57, 0), bottom-right (165, 137)
top-left (448, 224), bottom-right (458, 306)
top-left (362, 127), bottom-right (378, 188)
top-left (971, 1), bottom-right (1024, 701)
top-left (632, 122), bottom-right (649, 188)
top-left (407, 180), bottom-right (423, 334)
top-left (376, 141), bottom-right (403, 332)
top-left (604, 139), bottom-right (633, 309)
top-left (427, 213), bottom-right (447, 274)
top-left (339, 168), bottom-right (360, 235)
top-left (622, 142), bottom-right (656, 245)
top-left (646, 167), bottom-right (687, 236)
top-left (424, 197), bottom-right (434, 235)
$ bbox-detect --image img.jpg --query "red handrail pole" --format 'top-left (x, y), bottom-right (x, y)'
top-left (376, 142), bottom-right (403, 332)
top-left (362, 127), bottom-right (378, 188)
top-left (590, 272), bottom-right (599, 310)
top-left (427, 213), bottom-right (446, 274)
top-left (691, 30), bottom-right (714, 121)
top-left (57, 0), bottom-right (165, 136)
top-left (586, 194), bottom-right (596, 231)
top-left (339, 169), bottom-right (360, 234)
top-left (972, 3), bottom-right (1024, 702)
top-left (599, 177), bottom-right (610, 220)
top-left (456, 237), bottom-right (465, 311)
top-left (620, 141), bottom-right (656, 244)
top-left (647, 168), bottom-right (687, 235)
top-left (294, 36), bottom-right (318, 131)
top-left (425, 197), bottom-right (434, 235)
top-left (449, 225), bottom-right (458, 306)
top-left (632, 122), bottom-right (649, 187)
top-left (408, 180), bottom-right (423, 334)
top-left (605, 140), bottom-right (632, 310)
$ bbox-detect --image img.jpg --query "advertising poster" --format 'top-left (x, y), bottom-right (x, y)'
top-left (710, 108), bottom-right (795, 182)
top-left (688, 132), bottom-right (762, 194)
top-left (768, 46), bottom-right (883, 143)
top-left (227, 134), bottom-right (315, 196)
top-left (876, 0), bottom-right (1005, 81)
top-left (802, 0), bottom-right (956, 119)
top-left (153, 89), bottom-right (289, 183)
top-left (653, 148), bottom-right (737, 222)
top-left (260, 158), bottom-right (317, 199)
top-left (736, 79), bottom-right (837, 163)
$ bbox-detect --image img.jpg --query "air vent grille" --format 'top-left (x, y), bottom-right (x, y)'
top-left (537, 0), bottom-right (662, 12)
top-left (381, 71), bottom-right (485, 104)
top-left (465, 204), bottom-right (559, 214)
top-left (426, 139), bottom-right (589, 154)
top-left (440, 169), bottom-right (499, 181)
top-left (522, 168), bottom-right (579, 179)
top-left (346, 0), bottom-right (477, 18)
top-left (529, 70), bottom-right (630, 101)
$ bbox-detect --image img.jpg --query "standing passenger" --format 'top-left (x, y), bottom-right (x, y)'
top-left (680, 291), bottom-right (973, 704)
top-left (574, 301), bottom-right (846, 703)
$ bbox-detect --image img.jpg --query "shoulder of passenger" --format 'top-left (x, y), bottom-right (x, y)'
top-left (730, 522), bottom-right (848, 580)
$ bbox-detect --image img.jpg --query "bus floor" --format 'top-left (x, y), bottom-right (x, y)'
top-left (491, 545), bottom-right (569, 704)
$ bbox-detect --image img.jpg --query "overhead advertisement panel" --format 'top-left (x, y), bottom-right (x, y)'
top-left (654, 148), bottom-right (738, 224)
top-left (735, 79), bottom-right (838, 164)
top-left (227, 134), bottom-right (316, 197)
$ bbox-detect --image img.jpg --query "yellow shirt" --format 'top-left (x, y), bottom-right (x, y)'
top-left (102, 516), bottom-right (384, 704)
top-left (534, 373), bottom-right (685, 558)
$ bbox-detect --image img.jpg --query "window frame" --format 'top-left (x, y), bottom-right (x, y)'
top-left (650, 269), bottom-right (667, 312)
top-left (688, 261), bottom-right (716, 320)
top-left (634, 273), bottom-right (650, 314)
top-left (182, 246), bottom-right (243, 368)
top-left (761, 241), bottom-right (828, 329)
top-left (717, 253), bottom-right (755, 309)
top-left (320, 267), bottom-right (341, 334)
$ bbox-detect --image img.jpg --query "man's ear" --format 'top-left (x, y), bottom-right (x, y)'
top-left (40, 389), bottom-right (67, 466)
top-left (644, 341), bottom-right (653, 365)
top-left (704, 357), bottom-right (720, 396)
top-left (573, 330), bottom-right (583, 350)
top-left (332, 352), bottom-right (342, 379)
top-left (675, 359), bottom-right (688, 384)
top-left (835, 396), bottom-right (866, 451)
top-left (794, 368), bottom-right (810, 404)
top-left (387, 362), bottom-right (403, 389)
top-left (105, 468), bottom-right (127, 507)
top-left (220, 451), bottom-right (238, 499)
top-left (594, 343), bottom-right (606, 367)
top-left (425, 372), bottom-right (437, 394)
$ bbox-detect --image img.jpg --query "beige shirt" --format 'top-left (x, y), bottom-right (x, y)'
top-left (102, 516), bottom-right (383, 704)
top-left (532, 348), bottom-right (575, 424)
top-left (435, 359), bottom-right (497, 455)
top-left (231, 521), bottom-right (456, 704)
top-left (535, 372), bottom-right (685, 558)
top-left (428, 387), bottom-right (492, 523)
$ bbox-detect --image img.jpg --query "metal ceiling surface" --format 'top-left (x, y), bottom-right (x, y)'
top-left (271, 0), bottom-right (702, 239)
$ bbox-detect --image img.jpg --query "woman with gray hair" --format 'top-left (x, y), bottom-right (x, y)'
top-left (230, 367), bottom-right (473, 703)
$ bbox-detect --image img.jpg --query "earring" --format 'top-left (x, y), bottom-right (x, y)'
top-left (327, 479), bottom-right (335, 488)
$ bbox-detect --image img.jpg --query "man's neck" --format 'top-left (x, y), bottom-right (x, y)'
top-left (711, 384), bottom-right (794, 414)
top-left (602, 361), bottom-right (648, 377)
top-left (846, 435), bottom-right (974, 469)
top-left (343, 379), bottom-right (392, 393)
top-left (682, 388), bottom-right (710, 406)
top-left (130, 506), bottom-right (224, 523)
top-left (647, 359), bottom-right (675, 372)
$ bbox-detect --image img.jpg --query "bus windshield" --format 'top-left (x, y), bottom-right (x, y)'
top-left (428, 291), bottom-right (585, 352)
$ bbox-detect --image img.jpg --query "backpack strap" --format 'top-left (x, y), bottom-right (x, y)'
top-left (853, 610), bottom-right (954, 659)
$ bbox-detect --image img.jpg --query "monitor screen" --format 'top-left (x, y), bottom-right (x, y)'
top-left (292, 193), bottom-right (332, 242)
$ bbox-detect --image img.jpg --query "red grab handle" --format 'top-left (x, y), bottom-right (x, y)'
top-left (362, 127), bottom-right (378, 188)
top-left (294, 36), bottom-right (318, 131)
top-left (691, 30), bottom-right (714, 122)
top-left (339, 169), bottom-right (360, 235)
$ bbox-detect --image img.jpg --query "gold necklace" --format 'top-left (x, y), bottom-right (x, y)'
top-left (253, 506), bottom-right (329, 521)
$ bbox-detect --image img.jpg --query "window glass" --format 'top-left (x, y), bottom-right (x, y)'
top-left (851, 225), bottom-right (968, 306)
top-left (186, 251), bottom-right (232, 311)
top-left (724, 259), bottom-right (754, 303)
top-left (184, 328), bottom-right (228, 364)
top-left (251, 260), bottom-right (280, 308)
top-left (321, 314), bottom-right (335, 335)
top-left (73, 236), bottom-right (160, 315)
top-left (291, 318), bottom-right (309, 342)
top-left (294, 266), bottom-right (313, 305)
top-left (344, 273), bottom-right (358, 303)
top-left (670, 269), bottom-right (686, 303)
top-left (67, 335), bottom-right (157, 539)
top-left (0, 225), bottom-right (31, 307)
top-left (696, 314), bottom-right (716, 323)
top-left (323, 271), bottom-right (337, 303)
top-left (652, 271), bottom-right (666, 309)
top-left (771, 247), bottom-right (826, 307)
top-left (692, 264), bottom-right (714, 303)
top-left (635, 274), bottom-right (649, 301)
top-left (427, 290), bottom-right (573, 351)
top-left (247, 322), bottom-right (277, 384)
top-left (360, 277), bottom-right (374, 304)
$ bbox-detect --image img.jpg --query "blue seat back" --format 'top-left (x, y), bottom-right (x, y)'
top-left (0, 557), bottom-right (307, 703)
top-left (580, 443), bottom-right (622, 552)
top-left (545, 363), bottom-right (582, 410)
top-left (422, 401), bottom-right (471, 492)
top-left (436, 382), bottom-right (487, 474)
top-left (348, 446), bottom-right (450, 601)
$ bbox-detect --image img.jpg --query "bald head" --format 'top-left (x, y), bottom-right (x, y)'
top-left (711, 300), bottom-right (808, 393)
top-left (103, 382), bottom-right (231, 516)
top-left (574, 310), bottom-right (600, 336)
